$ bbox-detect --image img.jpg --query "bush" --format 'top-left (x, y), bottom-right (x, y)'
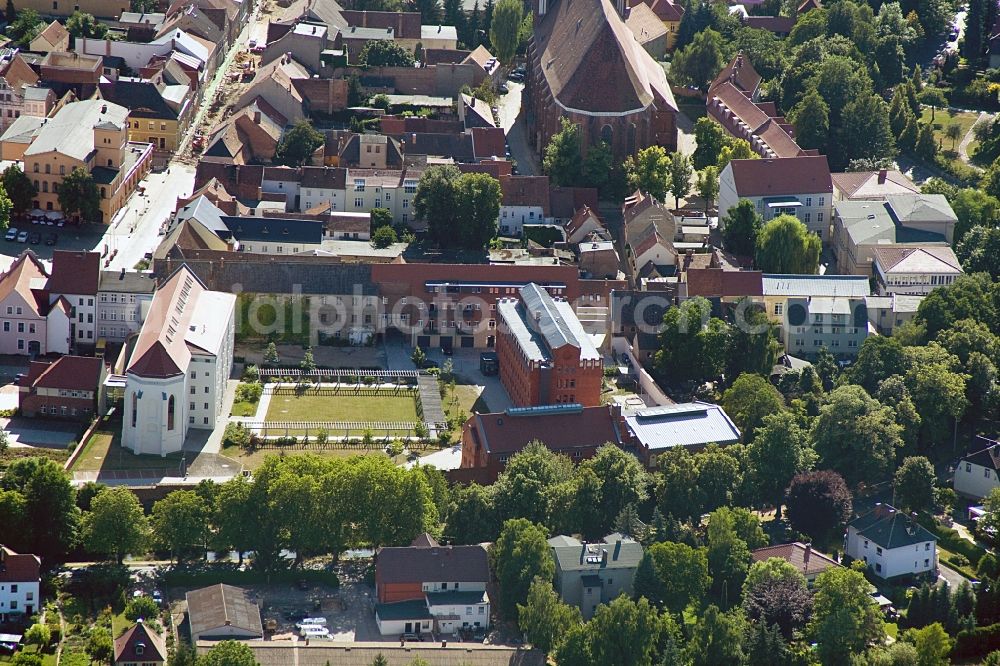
top-left (917, 515), bottom-right (985, 565)
top-left (235, 382), bottom-right (263, 404)
top-left (223, 423), bottom-right (252, 451)
top-left (242, 364), bottom-right (260, 382)
top-left (953, 623), bottom-right (1000, 659)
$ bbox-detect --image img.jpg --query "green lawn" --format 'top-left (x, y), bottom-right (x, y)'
top-left (70, 430), bottom-right (182, 473)
top-left (231, 399), bottom-right (259, 417)
top-left (921, 107), bottom-right (981, 162)
top-left (265, 391), bottom-right (419, 423)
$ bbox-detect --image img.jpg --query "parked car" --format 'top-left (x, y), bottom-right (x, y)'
top-left (17, 230), bottom-right (28, 243)
top-left (499, 84), bottom-right (509, 94)
top-left (28, 232), bottom-right (40, 245)
top-left (44, 233), bottom-right (57, 246)
top-left (5, 227), bottom-right (17, 241)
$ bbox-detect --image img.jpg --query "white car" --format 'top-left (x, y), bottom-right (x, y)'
top-left (17, 230), bottom-right (28, 243)
top-left (4, 227), bottom-right (17, 241)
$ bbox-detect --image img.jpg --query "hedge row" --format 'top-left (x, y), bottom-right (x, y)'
top-left (953, 623), bottom-right (1000, 659)
top-left (161, 566), bottom-right (339, 589)
top-left (917, 516), bottom-right (986, 566)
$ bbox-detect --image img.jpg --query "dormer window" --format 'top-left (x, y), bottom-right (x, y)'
top-left (135, 643), bottom-right (145, 656)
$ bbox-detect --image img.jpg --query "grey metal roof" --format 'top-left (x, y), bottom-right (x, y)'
top-left (175, 196), bottom-right (227, 234)
top-left (623, 402), bottom-right (741, 450)
top-left (220, 215), bottom-right (324, 245)
top-left (762, 274), bottom-right (871, 298)
top-left (835, 199), bottom-right (947, 247)
top-left (500, 283), bottom-right (600, 363)
top-left (548, 534), bottom-right (643, 572)
top-left (885, 193), bottom-right (957, 224)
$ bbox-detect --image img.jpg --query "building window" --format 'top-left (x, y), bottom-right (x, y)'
top-left (131, 393), bottom-right (137, 427)
top-left (167, 395), bottom-right (175, 431)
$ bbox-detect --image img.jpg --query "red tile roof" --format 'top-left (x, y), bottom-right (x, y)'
top-left (470, 405), bottom-right (620, 454)
top-left (0, 546), bottom-right (40, 583)
top-left (28, 355), bottom-right (104, 392)
top-left (113, 621), bottom-right (166, 663)
top-left (709, 53), bottom-right (762, 97)
top-left (726, 155), bottom-right (832, 197)
top-left (685, 267), bottom-right (763, 298)
top-left (752, 542), bottom-right (840, 577)
top-left (470, 126), bottom-right (506, 160)
top-left (744, 15), bottom-right (796, 33)
top-left (566, 205), bottom-right (604, 238)
top-left (550, 186), bottom-right (599, 219)
top-left (48, 251), bottom-right (101, 296)
top-left (500, 175), bottom-right (551, 215)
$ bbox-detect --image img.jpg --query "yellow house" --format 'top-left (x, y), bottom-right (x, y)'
top-left (98, 76), bottom-right (193, 168)
top-left (0, 99), bottom-right (153, 223)
top-left (628, 0), bottom-right (685, 50)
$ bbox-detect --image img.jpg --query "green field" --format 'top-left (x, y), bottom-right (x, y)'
top-left (265, 391), bottom-right (420, 423)
top-left (921, 107), bottom-right (982, 163)
top-left (70, 430), bottom-right (182, 472)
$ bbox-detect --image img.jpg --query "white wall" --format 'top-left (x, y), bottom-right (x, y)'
top-left (0, 580), bottom-right (39, 618)
top-left (499, 205), bottom-right (545, 236)
top-left (46, 308), bottom-right (70, 355)
top-left (846, 526), bottom-right (937, 578)
top-left (123, 373), bottom-right (187, 456)
top-left (954, 460), bottom-right (1000, 500)
top-left (375, 613), bottom-right (432, 636)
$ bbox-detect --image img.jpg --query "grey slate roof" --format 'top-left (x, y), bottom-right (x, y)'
top-left (375, 599), bottom-right (433, 621)
top-left (497, 283), bottom-right (599, 363)
top-left (548, 534), bottom-right (643, 572)
top-left (177, 257), bottom-right (377, 295)
top-left (850, 505), bottom-right (937, 550)
top-left (425, 590), bottom-right (487, 606)
top-left (376, 544), bottom-right (489, 584)
top-left (963, 442), bottom-right (1000, 472)
top-left (219, 215), bottom-right (324, 244)
top-left (185, 584), bottom-right (262, 638)
top-left (98, 269), bottom-right (156, 294)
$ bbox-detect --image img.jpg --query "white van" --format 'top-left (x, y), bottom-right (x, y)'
top-left (299, 626), bottom-right (330, 638)
top-left (296, 617), bottom-right (327, 627)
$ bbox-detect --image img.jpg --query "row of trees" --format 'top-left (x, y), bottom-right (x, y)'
top-left (1, 454), bottom-right (443, 567)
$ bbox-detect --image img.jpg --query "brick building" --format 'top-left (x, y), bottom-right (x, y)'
top-left (460, 404), bottom-right (621, 482)
top-left (495, 283), bottom-right (602, 407)
top-left (526, 0), bottom-right (678, 164)
top-left (19, 355), bottom-right (107, 420)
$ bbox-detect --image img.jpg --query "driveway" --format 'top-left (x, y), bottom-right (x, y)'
top-left (2, 416), bottom-right (80, 448)
top-left (497, 81), bottom-right (540, 176)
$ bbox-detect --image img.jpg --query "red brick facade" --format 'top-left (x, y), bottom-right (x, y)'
top-left (496, 326), bottom-right (603, 407)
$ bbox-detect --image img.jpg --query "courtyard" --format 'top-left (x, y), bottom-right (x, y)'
top-left (264, 390), bottom-right (420, 424)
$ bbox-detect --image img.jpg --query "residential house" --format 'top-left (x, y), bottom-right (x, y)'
top-left (374, 534), bottom-right (490, 636)
top-left (626, 0), bottom-right (684, 49)
top-left (233, 55), bottom-right (310, 124)
top-left (185, 584), bottom-right (263, 642)
top-left (0, 99), bottom-right (154, 223)
top-left (751, 542), bottom-right (840, 583)
top-left (565, 205), bottom-right (606, 245)
top-left (579, 240), bottom-right (621, 279)
top-left (626, 3), bottom-right (668, 60)
top-left (0, 251), bottom-right (70, 356)
top-left (622, 191), bottom-right (677, 281)
top-left (611, 288), bottom-right (671, 363)
top-left (30, 22), bottom-right (70, 53)
top-left (13, 0), bottom-right (128, 18)
top-left (261, 21), bottom-right (331, 74)
top-left (719, 155), bottom-right (833, 241)
top-left (341, 167), bottom-right (422, 227)
top-left (496, 283), bottom-right (602, 407)
top-left (873, 246), bottom-right (963, 296)
top-left (99, 75), bottom-right (194, 167)
top-left (549, 534), bottom-right (643, 619)
top-left (113, 621), bottom-right (166, 666)
top-left (459, 94), bottom-right (495, 129)
top-left (0, 53), bottom-right (55, 133)
top-left (19, 355), bottom-right (107, 420)
top-left (831, 169), bottom-right (921, 201)
top-left (119, 12), bottom-right (168, 41)
top-left (97, 269), bottom-right (156, 343)
top-left (955, 440), bottom-right (1000, 500)
top-left (621, 402), bottom-right (742, 467)
top-left (460, 404), bottom-right (621, 482)
top-left (864, 293), bottom-right (923, 336)
top-left (298, 166), bottom-right (348, 213)
top-left (762, 274), bottom-right (870, 358)
top-left (499, 175), bottom-right (550, 236)
top-left (38, 51), bottom-right (103, 99)
top-left (832, 195), bottom-right (957, 276)
top-left (47, 250), bottom-right (101, 350)
top-left (742, 14), bottom-right (796, 35)
top-left (0, 545), bottom-right (40, 622)
top-left (526, 0), bottom-right (678, 164)
top-left (707, 54), bottom-right (804, 160)
top-left (201, 99), bottom-right (286, 165)
top-left (337, 134), bottom-right (403, 170)
top-left (123, 265), bottom-right (235, 457)
top-left (845, 504), bottom-right (938, 579)
top-left (420, 24), bottom-right (459, 50)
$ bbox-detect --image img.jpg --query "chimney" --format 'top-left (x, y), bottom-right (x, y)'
top-left (877, 169), bottom-right (887, 184)
top-left (803, 543), bottom-right (811, 567)
top-left (254, 110), bottom-right (261, 124)
top-left (601, 549), bottom-right (608, 564)
top-left (101, 104), bottom-right (107, 113)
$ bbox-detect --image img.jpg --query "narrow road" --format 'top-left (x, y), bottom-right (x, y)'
top-left (958, 111), bottom-right (990, 163)
top-left (497, 81), bottom-right (541, 176)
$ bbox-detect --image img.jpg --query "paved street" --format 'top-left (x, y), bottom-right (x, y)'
top-left (497, 81), bottom-right (541, 176)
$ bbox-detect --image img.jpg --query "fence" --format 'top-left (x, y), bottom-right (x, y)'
top-left (243, 420), bottom-right (447, 442)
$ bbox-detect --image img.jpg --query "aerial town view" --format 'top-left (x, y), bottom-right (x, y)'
top-left (3, 0), bottom-right (1000, 662)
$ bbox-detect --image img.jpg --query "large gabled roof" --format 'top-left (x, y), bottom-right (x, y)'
top-left (533, 0), bottom-right (676, 115)
top-left (24, 99), bottom-right (129, 161)
top-left (726, 155), bottom-right (832, 197)
top-left (850, 504), bottom-right (937, 550)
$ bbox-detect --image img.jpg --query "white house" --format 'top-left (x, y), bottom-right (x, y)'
top-left (719, 155), bottom-right (834, 241)
top-left (565, 205), bottom-right (605, 245)
top-left (97, 269), bottom-right (156, 343)
top-left (123, 265), bottom-right (235, 457)
top-left (0, 545), bottom-right (41, 622)
top-left (299, 167), bottom-right (347, 213)
top-left (342, 168), bottom-right (421, 228)
top-left (955, 441), bottom-right (1000, 500)
top-left (873, 246), bottom-right (963, 296)
top-left (47, 251), bottom-right (101, 351)
top-left (499, 175), bottom-right (551, 237)
top-left (845, 504), bottom-right (938, 579)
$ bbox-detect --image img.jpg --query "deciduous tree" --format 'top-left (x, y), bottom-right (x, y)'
top-left (490, 519), bottom-right (554, 619)
top-left (789, 89), bottom-right (830, 152)
top-left (274, 120), bottom-right (324, 167)
top-left (197, 640), bottom-right (259, 666)
top-left (542, 118), bottom-right (582, 186)
top-left (2, 165), bottom-right (35, 216)
top-left (82, 486), bottom-right (148, 563)
top-left (754, 214), bottom-right (821, 274)
top-left (645, 541), bottom-right (710, 615)
top-left (811, 385), bottom-right (902, 486)
top-left (0, 457), bottom-right (79, 560)
top-left (667, 151), bottom-right (692, 209)
top-left (721, 373), bottom-right (785, 442)
top-left (489, 0), bottom-right (523, 64)
top-left (623, 146), bottom-right (669, 202)
top-left (671, 28), bottom-right (725, 91)
top-left (742, 557), bottom-right (812, 638)
top-left (150, 490), bottom-right (210, 562)
top-left (893, 456), bottom-right (936, 514)
top-left (517, 578), bottom-right (580, 653)
top-left (722, 199), bottom-right (763, 257)
top-left (359, 39), bottom-right (415, 66)
top-left (785, 470), bottom-right (853, 544)
top-left (494, 441), bottom-right (573, 525)
top-left (811, 567), bottom-right (885, 665)
top-left (58, 167), bottom-right (100, 223)
top-left (685, 605), bottom-right (746, 666)
top-left (748, 412), bottom-right (815, 518)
